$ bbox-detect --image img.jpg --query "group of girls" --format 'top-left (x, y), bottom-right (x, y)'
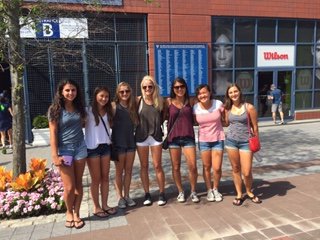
top-left (48, 76), bottom-right (261, 229)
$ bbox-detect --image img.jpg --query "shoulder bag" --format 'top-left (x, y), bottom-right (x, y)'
top-left (99, 115), bottom-right (118, 161)
top-left (246, 104), bottom-right (261, 153)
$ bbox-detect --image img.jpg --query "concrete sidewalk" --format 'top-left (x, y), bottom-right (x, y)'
top-left (0, 120), bottom-right (319, 239)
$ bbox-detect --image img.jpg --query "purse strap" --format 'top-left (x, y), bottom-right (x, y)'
top-left (245, 103), bottom-right (252, 138)
top-left (166, 99), bottom-right (185, 138)
top-left (99, 114), bottom-right (112, 142)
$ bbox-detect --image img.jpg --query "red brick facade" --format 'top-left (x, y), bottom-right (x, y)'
top-left (68, 0), bottom-right (320, 120)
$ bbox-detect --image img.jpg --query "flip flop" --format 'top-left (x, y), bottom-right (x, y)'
top-left (74, 219), bottom-right (85, 229)
top-left (93, 211), bottom-right (108, 218)
top-left (104, 207), bottom-right (117, 215)
top-left (233, 197), bottom-right (244, 206)
top-left (249, 195), bottom-right (262, 204)
top-left (65, 220), bottom-right (74, 228)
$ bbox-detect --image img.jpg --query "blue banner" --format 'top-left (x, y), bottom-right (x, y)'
top-left (154, 43), bottom-right (208, 96)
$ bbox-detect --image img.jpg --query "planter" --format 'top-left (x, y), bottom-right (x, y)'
top-left (32, 128), bottom-right (50, 147)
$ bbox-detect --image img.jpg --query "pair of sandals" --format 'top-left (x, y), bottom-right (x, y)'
top-left (93, 207), bottom-right (117, 218)
top-left (65, 219), bottom-right (85, 229)
top-left (233, 194), bottom-right (262, 206)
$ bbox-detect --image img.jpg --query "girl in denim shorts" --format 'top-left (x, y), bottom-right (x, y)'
top-left (85, 86), bottom-right (117, 217)
top-left (112, 82), bottom-right (139, 209)
top-left (223, 83), bottom-right (262, 206)
top-left (48, 79), bottom-right (87, 229)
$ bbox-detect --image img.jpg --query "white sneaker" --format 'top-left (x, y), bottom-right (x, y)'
top-left (280, 121), bottom-right (284, 125)
top-left (207, 189), bottom-right (214, 202)
top-left (118, 198), bottom-right (127, 209)
top-left (190, 191), bottom-right (200, 203)
top-left (213, 189), bottom-right (223, 202)
top-left (143, 192), bottom-right (152, 206)
top-left (125, 197), bottom-right (136, 207)
top-left (177, 191), bottom-right (185, 202)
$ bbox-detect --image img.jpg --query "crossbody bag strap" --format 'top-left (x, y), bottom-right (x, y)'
top-left (245, 103), bottom-right (252, 138)
top-left (167, 99), bottom-right (185, 138)
top-left (99, 115), bottom-right (112, 142)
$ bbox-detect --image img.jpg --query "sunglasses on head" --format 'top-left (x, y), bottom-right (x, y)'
top-left (142, 85), bottom-right (153, 90)
top-left (173, 85), bottom-right (185, 90)
top-left (119, 90), bottom-right (131, 94)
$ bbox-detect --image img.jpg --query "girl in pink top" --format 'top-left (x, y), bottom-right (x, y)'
top-left (193, 84), bottom-right (225, 202)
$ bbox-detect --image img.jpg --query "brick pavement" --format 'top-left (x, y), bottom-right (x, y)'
top-left (0, 120), bottom-right (319, 239)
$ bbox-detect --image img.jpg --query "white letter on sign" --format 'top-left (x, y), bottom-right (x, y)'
top-left (43, 23), bottom-right (53, 37)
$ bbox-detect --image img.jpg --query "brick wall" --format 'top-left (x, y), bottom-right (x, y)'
top-left (294, 110), bottom-right (320, 120)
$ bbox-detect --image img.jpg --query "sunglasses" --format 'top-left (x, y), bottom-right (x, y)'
top-left (173, 85), bottom-right (185, 90)
top-left (119, 90), bottom-right (131, 94)
top-left (142, 85), bottom-right (153, 90)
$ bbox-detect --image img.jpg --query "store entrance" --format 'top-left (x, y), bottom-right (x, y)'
top-left (257, 70), bottom-right (292, 119)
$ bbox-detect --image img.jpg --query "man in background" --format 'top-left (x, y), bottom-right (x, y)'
top-left (268, 84), bottom-right (284, 124)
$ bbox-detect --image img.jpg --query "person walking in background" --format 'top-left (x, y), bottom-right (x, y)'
top-left (193, 84), bottom-right (225, 202)
top-left (163, 77), bottom-right (199, 203)
top-left (112, 82), bottom-right (139, 209)
top-left (223, 83), bottom-right (261, 206)
top-left (0, 95), bottom-right (13, 154)
top-left (85, 86), bottom-right (117, 218)
top-left (268, 84), bottom-right (284, 124)
top-left (48, 79), bottom-right (87, 229)
top-left (135, 75), bottom-right (167, 206)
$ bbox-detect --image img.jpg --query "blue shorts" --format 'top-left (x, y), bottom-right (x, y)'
top-left (225, 137), bottom-right (250, 152)
top-left (116, 147), bottom-right (136, 155)
top-left (87, 143), bottom-right (110, 158)
top-left (58, 140), bottom-right (87, 160)
top-left (168, 136), bottom-right (195, 148)
top-left (198, 140), bottom-right (224, 152)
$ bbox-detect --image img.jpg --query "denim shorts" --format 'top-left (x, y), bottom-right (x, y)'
top-left (87, 143), bottom-right (110, 158)
top-left (168, 136), bottom-right (195, 148)
top-left (58, 140), bottom-right (87, 160)
top-left (225, 137), bottom-right (250, 152)
top-left (116, 147), bottom-right (136, 155)
top-left (198, 140), bottom-right (224, 152)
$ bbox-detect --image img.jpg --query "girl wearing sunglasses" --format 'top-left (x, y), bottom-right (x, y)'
top-left (112, 82), bottom-right (139, 209)
top-left (163, 77), bottom-right (199, 203)
top-left (135, 75), bottom-right (167, 206)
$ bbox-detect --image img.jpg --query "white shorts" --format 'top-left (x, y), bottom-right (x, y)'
top-left (136, 135), bottom-right (162, 147)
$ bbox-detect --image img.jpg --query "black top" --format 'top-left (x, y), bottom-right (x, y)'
top-left (112, 103), bottom-right (136, 149)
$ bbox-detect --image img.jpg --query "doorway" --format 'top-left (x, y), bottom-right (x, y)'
top-left (257, 70), bottom-right (293, 119)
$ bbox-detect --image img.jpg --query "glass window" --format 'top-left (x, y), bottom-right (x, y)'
top-left (212, 70), bottom-right (232, 95)
top-left (257, 20), bottom-right (275, 42)
top-left (235, 45), bottom-right (254, 68)
top-left (235, 19), bottom-right (255, 42)
top-left (314, 91), bottom-right (320, 108)
top-left (296, 45), bottom-right (313, 66)
top-left (212, 19), bottom-right (233, 42)
top-left (296, 69), bottom-right (312, 90)
top-left (243, 94), bottom-right (254, 105)
top-left (278, 20), bottom-right (295, 42)
top-left (315, 68), bottom-right (320, 89)
top-left (295, 92), bottom-right (312, 109)
top-left (236, 70), bottom-right (254, 92)
top-left (297, 21), bottom-right (314, 42)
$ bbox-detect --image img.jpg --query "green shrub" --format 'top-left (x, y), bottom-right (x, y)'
top-left (32, 115), bottom-right (49, 129)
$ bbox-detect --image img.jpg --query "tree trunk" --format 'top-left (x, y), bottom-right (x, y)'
top-left (5, 0), bottom-right (27, 177)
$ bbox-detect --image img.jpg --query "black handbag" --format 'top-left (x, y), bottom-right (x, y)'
top-left (99, 115), bottom-right (118, 161)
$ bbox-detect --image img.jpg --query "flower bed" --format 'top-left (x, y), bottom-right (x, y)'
top-left (0, 158), bottom-right (65, 219)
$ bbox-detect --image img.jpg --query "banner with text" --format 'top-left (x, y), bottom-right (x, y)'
top-left (154, 43), bottom-right (208, 96)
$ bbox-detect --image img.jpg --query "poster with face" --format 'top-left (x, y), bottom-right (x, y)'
top-left (211, 20), bottom-right (233, 95)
